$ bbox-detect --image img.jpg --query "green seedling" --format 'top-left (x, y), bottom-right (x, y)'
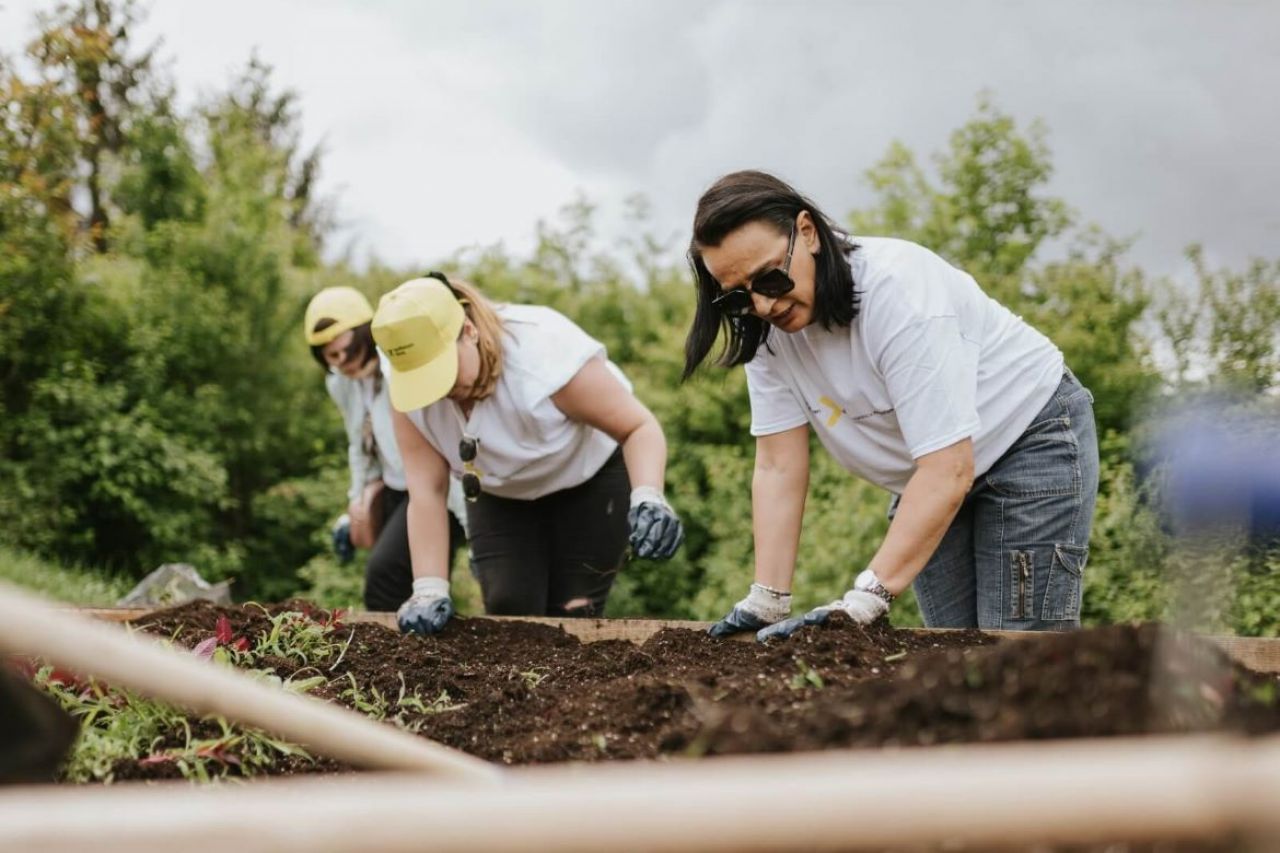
top-left (790, 659), bottom-right (825, 691)
top-left (35, 664), bottom-right (310, 783)
top-left (515, 666), bottom-right (551, 690)
top-left (339, 672), bottom-right (464, 733)
top-left (248, 607), bottom-right (347, 667)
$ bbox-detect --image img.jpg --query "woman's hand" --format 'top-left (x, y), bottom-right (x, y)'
top-left (708, 582), bottom-right (792, 638)
top-left (397, 577), bottom-right (454, 635)
top-left (553, 357), bottom-right (682, 557)
top-left (331, 513), bottom-right (354, 564)
top-left (628, 486), bottom-right (684, 559)
top-left (757, 570), bottom-right (891, 641)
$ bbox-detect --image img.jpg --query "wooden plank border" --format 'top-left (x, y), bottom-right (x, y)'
top-left (3, 734), bottom-right (1280, 851)
top-left (73, 607), bottom-right (1280, 674)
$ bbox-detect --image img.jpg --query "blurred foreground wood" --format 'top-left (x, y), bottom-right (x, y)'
top-left (0, 585), bottom-right (499, 782)
top-left (1, 735), bottom-right (1278, 851)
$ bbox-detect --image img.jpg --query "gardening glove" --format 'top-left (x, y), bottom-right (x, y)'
top-left (707, 583), bottom-right (792, 638)
top-left (757, 569), bottom-right (893, 642)
top-left (628, 486), bottom-right (684, 560)
top-left (397, 577), bottom-right (454, 636)
top-left (331, 513), bottom-right (354, 564)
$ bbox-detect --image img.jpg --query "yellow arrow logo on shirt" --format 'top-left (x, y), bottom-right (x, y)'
top-left (818, 395), bottom-right (843, 428)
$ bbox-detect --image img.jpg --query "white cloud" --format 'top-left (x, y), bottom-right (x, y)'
top-left (2, 0), bottom-right (1277, 277)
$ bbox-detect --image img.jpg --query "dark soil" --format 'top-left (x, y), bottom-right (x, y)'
top-left (112, 602), bottom-right (1280, 851)
top-left (124, 601), bottom-right (1280, 764)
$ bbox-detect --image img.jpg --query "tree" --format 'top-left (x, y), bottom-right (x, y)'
top-left (1156, 246), bottom-right (1280, 393)
top-left (848, 95), bottom-right (1157, 437)
top-left (28, 0), bottom-right (156, 252)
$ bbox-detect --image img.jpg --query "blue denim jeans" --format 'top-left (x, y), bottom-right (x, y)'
top-left (894, 369), bottom-right (1099, 631)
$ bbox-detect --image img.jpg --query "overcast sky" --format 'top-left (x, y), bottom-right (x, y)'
top-left (2, 0), bottom-right (1277, 278)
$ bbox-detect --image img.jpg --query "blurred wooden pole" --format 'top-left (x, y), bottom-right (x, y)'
top-left (0, 582), bottom-right (500, 783)
top-left (0, 735), bottom-right (1277, 852)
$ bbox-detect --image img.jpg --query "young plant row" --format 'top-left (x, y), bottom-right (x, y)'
top-left (25, 607), bottom-right (462, 783)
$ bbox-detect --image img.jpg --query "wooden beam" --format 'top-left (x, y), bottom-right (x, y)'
top-left (0, 735), bottom-right (1277, 852)
top-left (74, 606), bottom-right (1280, 673)
top-left (1, 584), bottom-right (500, 782)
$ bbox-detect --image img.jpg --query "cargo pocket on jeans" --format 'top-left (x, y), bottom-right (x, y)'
top-left (1042, 543), bottom-right (1087, 621)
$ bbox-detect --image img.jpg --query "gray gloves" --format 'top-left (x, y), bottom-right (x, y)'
top-left (397, 577), bottom-right (454, 636)
top-left (757, 570), bottom-right (893, 641)
top-left (707, 583), bottom-right (792, 638)
top-left (331, 513), bottom-right (354, 564)
top-left (628, 486), bottom-right (684, 560)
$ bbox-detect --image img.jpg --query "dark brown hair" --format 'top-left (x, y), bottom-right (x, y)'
top-left (309, 321), bottom-right (377, 372)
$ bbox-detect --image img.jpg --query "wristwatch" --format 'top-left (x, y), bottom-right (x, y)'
top-left (854, 569), bottom-right (895, 605)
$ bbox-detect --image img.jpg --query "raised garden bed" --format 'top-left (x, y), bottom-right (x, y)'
top-left (9, 599), bottom-right (1280, 852)
top-left (47, 600), bottom-right (1277, 779)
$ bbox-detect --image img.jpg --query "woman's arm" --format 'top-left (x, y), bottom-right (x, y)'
top-left (868, 437), bottom-right (974, 595)
top-left (326, 374), bottom-right (369, 505)
top-left (391, 410), bottom-right (453, 582)
top-left (752, 424), bottom-right (810, 591)
top-left (705, 424), bottom-right (810, 638)
top-left (550, 357), bottom-right (667, 490)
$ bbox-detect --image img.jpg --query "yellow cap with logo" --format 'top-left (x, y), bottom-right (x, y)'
top-left (372, 277), bottom-right (466, 412)
top-left (304, 287), bottom-right (374, 346)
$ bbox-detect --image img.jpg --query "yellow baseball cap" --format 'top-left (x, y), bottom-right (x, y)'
top-left (372, 277), bottom-right (466, 412)
top-left (304, 287), bottom-right (374, 346)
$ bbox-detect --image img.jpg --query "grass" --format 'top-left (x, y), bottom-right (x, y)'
top-left (35, 664), bottom-right (313, 783)
top-left (27, 605), bottom-right (468, 783)
top-left (0, 543), bottom-right (131, 605)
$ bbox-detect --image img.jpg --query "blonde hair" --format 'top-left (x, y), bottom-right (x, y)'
top-left (449, 278), bottom-right (506, 401)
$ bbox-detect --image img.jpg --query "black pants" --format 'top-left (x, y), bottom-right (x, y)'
top-left (363, 487), bottom-right (466, 612)
top-left (467, 449), bottom-right (631, 617)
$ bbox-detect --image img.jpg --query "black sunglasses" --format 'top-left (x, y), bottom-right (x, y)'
top-left (710, 223), bottom-right (797, 318)
top-left (459, 435), bottom-right (481, 502)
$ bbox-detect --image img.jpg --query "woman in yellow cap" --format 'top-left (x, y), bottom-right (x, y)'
top-left (303, 286), bottom-right (467, 611)
top-left (371, 272), bottom-right (683, 635)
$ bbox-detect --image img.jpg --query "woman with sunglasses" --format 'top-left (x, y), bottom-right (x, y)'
top-left (371, 273), bottom-right (683, 635)
top-left (686, 171), bottom-right (1098, 640)
top-left (303, 287), bottom-right (468, 612)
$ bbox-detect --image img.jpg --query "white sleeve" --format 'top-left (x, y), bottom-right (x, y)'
top-left (863, 259), bottom-right (981, 459)
top-left (746, 349), bottom-right (809, 437)
top-left (517, 308), bottom-right (611, 403)
top-left (326, 372), bottom-right (368, 503)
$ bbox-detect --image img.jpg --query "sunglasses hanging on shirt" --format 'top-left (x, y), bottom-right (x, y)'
top-left (459, 434), bottom-right (482, 502)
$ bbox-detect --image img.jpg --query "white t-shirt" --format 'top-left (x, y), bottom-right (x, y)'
top-left (326, 366), bottom-right (469, 529)
top-left (325, 370), bottom-right (407, 499)
top-left (746, 236), bottom-right (1064, 495)
top-left (405, 304), bottom-right (628, 501)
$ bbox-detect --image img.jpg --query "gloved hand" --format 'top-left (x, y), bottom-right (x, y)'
top-left (707, 582), bottom-right (792, 638)
top-left (628, 486), bottom-right (684, 560)
top-left (331, 513), bottom-right (354, 564)
top-left (397, 577), bottom-right (454, 636)
top-left (757, 569), bottom-right (893, 642)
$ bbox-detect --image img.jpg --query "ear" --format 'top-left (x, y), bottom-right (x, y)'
top-left (797, 210), bottom-right (821, 255)
top-left (462, 318), bottom-right (479, 340)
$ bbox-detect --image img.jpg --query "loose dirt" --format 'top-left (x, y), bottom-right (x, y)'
top-left (112, 602), bottom-right (1280, 852)
top-left (126, 601), bottom-right (1280, 765)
